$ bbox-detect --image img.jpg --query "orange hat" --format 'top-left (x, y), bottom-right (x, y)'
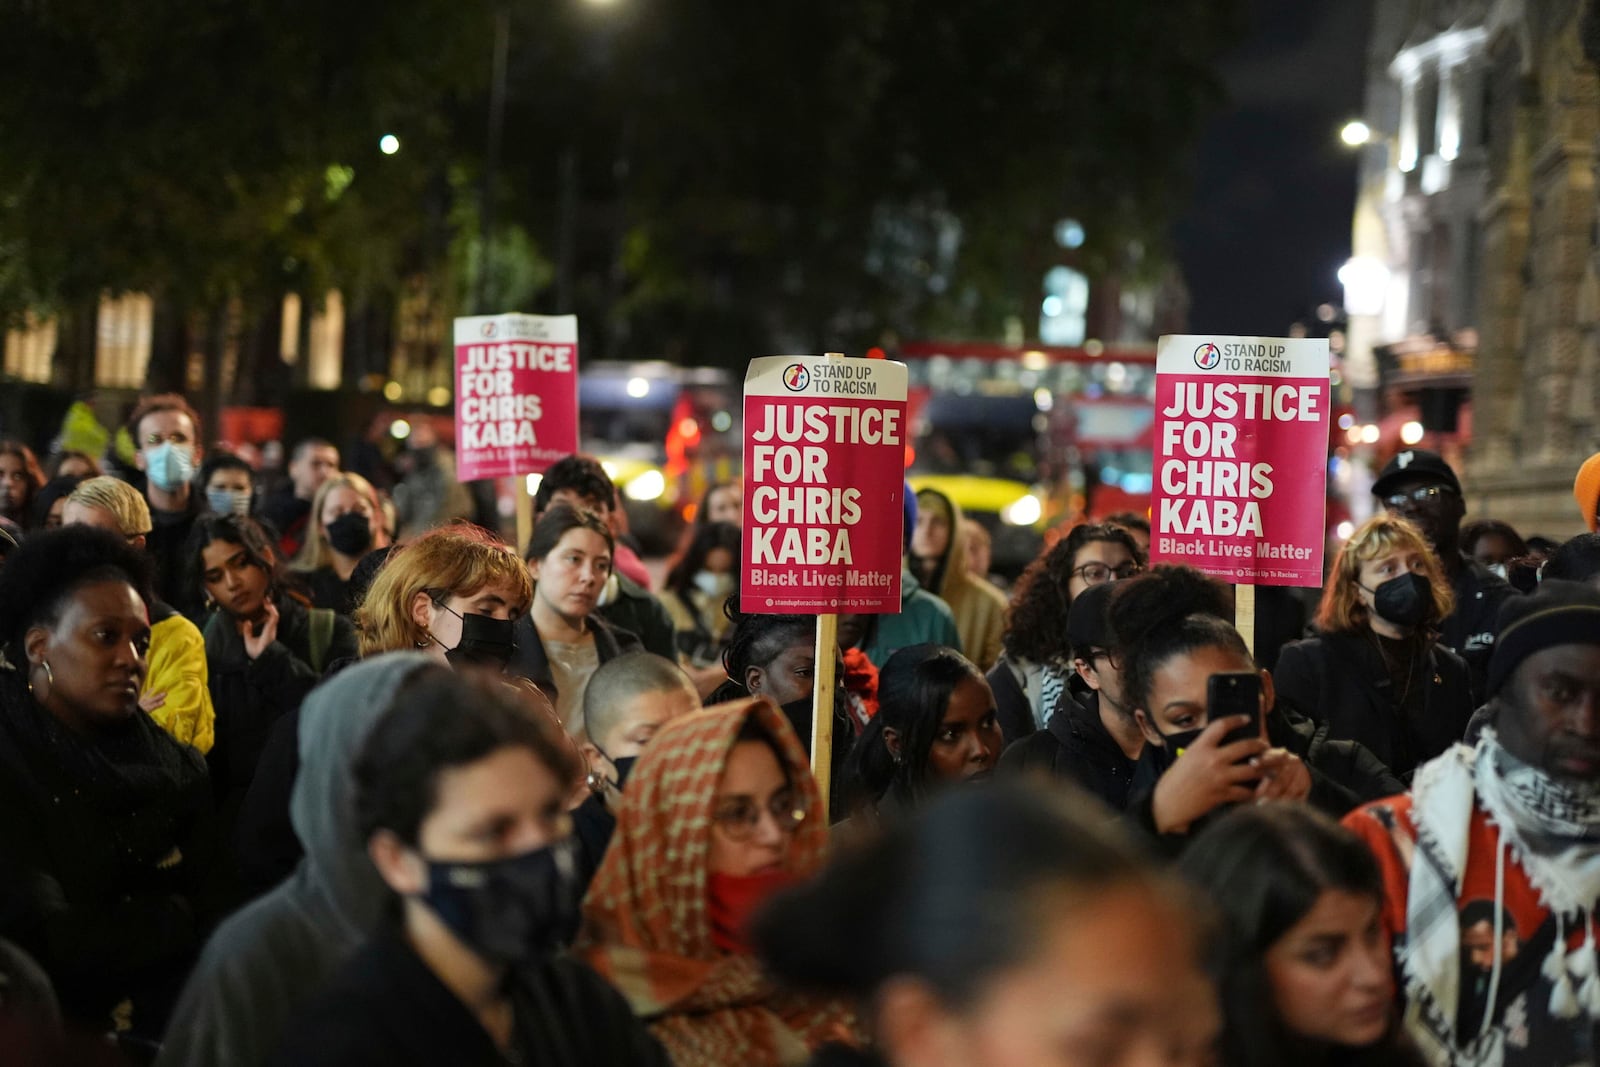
top-left (1575, 452), bottom-right (1600, 532)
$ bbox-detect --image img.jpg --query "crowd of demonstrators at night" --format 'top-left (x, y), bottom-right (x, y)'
top-left (10, 388), bottom-right (1600, 1067)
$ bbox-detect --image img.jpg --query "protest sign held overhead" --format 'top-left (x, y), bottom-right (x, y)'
top-left (452, 313), bottom-right (579, 482)
top-left (1150, 334), bottom-right (1330, 587)
top-left (742, 355), bottom-right (908, 614)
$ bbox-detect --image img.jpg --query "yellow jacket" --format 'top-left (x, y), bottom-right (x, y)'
top-left (144, 609), bottom-right (215, 753)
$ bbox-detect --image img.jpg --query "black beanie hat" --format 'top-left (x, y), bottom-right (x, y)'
top-left (1486, 580), bottom-right (1600, 697)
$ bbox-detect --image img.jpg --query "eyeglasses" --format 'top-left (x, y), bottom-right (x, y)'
top-left (1071, 562), bottom-right (1143, 585)
top-left (1088, 648), bottom-right (1123, 671)
top-left (711, 790), bottom-right (807, 841)
top-left (1382, 485), bottom-right (1456, 509)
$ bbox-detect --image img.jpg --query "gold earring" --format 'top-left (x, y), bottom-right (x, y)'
top-left (28, 660), bottom-right (53, 698)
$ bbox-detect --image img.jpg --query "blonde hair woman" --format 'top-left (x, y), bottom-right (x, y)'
top-left (293, 472), bottom-right (390, 614)
top-left (1274, 514), bottom-right (1473, 781)
top-left (355, 523), bottom-right (531, 667)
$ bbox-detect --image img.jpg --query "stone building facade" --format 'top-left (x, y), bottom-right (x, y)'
top-left (1462, 0), bottom-right (1600, 533)
top-left (1353, 0), bottom-right (1600, 535)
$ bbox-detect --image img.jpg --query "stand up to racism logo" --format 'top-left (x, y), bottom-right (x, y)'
top-left (782, 363), bottom-right (811, 391)
top-left (1193, 342), bottom-right (1221, 370)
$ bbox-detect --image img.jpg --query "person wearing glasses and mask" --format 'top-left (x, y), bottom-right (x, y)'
top-left (987, 522), bottom-right (1144, 743)
top-left (577, 698), bottom-right (860, 1066)
top-left (1274, 515), bottom-right (1473, 783)
top-left (1371, 449), bottom-right (1516, 702)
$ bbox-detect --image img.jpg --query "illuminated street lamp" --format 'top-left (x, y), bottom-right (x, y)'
top-left (1340, 120), bottom-right (1373, 147)
top-left (1339, 257), bottom-right (1390, 318)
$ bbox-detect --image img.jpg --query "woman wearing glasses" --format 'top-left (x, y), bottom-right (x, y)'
top-left (1274, 514), bottom-right (1473, 782)
top-left (987, 523), bottom-right (1144, 742)
top-left (577, 697), bottom-right (859, 1066)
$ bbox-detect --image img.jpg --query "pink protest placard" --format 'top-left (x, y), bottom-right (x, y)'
top-left (1150, 335), bottom-right (1330, 587)
top-left (452, 313), bottom-right (579, 482)
top-left (742, 355), bottom-right (908, 614)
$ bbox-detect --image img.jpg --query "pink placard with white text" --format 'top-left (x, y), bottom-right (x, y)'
top-left (1150, 335), bottom-right (1330, 587)
top-left (453, 313), bottom-right (579, 482)
top-left (741, 356), bottom-right (908, 614)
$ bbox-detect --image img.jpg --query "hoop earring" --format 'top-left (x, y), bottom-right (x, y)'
top-left (28, 660), bottom-right (53, 698)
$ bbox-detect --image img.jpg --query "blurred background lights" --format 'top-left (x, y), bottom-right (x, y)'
top-left (626, 376), bottom-right (650, 398)
top-left (389, 419), bottom-right (411, 440)
top-left (379, 134), bottom-right (400, 155)
top-left (1400, 421), bottom-right (1425, 445)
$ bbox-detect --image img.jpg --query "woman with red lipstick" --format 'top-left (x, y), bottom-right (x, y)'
top-left (0, 526), bottom-right (211, 1042)
top-left (190, 514), bottom-right (356, 823)
top-left (842, 643), bottom-right (1002, 819)
top-left (578, 697), bottom-right (859, 1066)
top-left (1181, 804), bottom-right (1422, 1067)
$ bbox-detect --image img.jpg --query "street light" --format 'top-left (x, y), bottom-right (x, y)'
top-left (1340, 120), bottom-right (1373, 147)
top-left (1339, 257), bottom-right (1391, 317)
top-left (379, 134), bottom-right (401, 155)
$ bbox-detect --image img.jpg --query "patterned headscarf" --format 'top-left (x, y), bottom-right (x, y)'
top-left (577, 696), bottom-right (859, 1066)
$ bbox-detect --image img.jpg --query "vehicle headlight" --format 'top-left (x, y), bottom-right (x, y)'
top-left (624, 469), bottom-right (667, 502)
top-left (1001, 493), bottom-right (1042, 527)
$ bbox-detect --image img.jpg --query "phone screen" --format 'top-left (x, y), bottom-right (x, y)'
top-left (1207, 671), bottom-right (1261, 749)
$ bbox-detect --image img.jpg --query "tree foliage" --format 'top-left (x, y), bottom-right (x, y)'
top-left (1, 0), bottom-right (1243, 365)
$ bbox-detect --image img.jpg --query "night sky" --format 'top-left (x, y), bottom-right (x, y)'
top-left (1174, 0), bottom-right (1373, 334)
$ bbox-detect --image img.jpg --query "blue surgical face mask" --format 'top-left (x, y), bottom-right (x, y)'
top-left (145, 442), bottom-right (197, 493)
top-left (206, 487), bottom-right (251, 517)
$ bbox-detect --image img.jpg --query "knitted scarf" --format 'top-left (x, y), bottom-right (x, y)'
top-left (576, 697), bottom-right (860, 1067)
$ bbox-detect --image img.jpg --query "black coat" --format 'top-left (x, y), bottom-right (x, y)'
top-left (202, 596), bottom-right (356, 808)
top-left (997, 689), bottom-right (1140, 813)
top-left (506, 611), bottom-right (641, 700)
top-left (1442, 555), bottom-right (1518, 704)
top-left (595, 573), bottom-right (679, 661)
top-left (1273, 629), bottom-right (1474, 781)
top-left (269, 933), bottom-right (670, 1067)
top-left (147, 496), bottom-right (202, 619)
top-left (0, 674), bottom-right (211, 1037)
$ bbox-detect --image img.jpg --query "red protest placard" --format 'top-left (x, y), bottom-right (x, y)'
top-left (1150, 335), bottom-right (1330, 587)
top-left (452, 313), bottom-right (579, 482)
top-left (742, 356), bottom-right (908, 614)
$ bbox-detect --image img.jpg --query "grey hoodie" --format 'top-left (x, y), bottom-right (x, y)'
top-left (156, 653), bottom-right (441, 1067)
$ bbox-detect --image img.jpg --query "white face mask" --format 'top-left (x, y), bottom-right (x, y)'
top-left (1487, 562), bottom-right (1509, 581)
top-left (693, 570), bottom-right (735, 599)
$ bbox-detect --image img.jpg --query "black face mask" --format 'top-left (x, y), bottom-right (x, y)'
top-left (418, 840), bottom-right (580, 964)
top-left (609, 755), bottom-right (639, 791)
top-left (434, 604), bottom-right (517, 671)
top-left (1364, 572), bottom-right (1431, 629)
top-left (326, 512), bottom-right (374, 556)
top-left (1150, 726), bottom-right (1205, 772)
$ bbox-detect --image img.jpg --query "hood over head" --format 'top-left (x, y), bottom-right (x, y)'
top-left (291, 651), bottom-right (445, 927)
top-left (912, 487), bottom-right (968, 599)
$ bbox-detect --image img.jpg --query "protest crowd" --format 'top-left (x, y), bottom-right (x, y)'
top-left (8, 387), bottom-right (1600, 1067)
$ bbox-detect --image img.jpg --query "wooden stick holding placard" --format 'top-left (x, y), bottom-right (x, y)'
top-left (1235, 582), bottom-right (1256, 662)
top-left (515, 476), bottom-right (534, 560)
top-left (812, 613), bottom-right (839, 824)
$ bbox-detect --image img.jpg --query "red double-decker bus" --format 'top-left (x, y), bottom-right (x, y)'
top-left (896, 339), bottom-right (1157, 574)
